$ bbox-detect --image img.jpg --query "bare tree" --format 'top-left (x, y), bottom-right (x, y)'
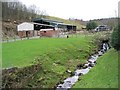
top-left (2, 0), bottom-right (47, 21)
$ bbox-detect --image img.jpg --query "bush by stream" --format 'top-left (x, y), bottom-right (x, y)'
top-left (111, 23), bottom-right (120, 51)
top-left (2, 64), bottom-right (41, 88)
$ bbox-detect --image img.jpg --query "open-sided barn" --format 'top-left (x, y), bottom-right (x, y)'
top-left (32, 18), bottom-right (76, 31)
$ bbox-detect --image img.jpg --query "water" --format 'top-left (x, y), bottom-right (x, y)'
top-left (75, 67), bottom-right (91, 75)
top-left (56, 43), bottom-right (109, 89)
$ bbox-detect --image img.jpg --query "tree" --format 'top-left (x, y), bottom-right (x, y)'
top-left (86, 21), bottom-right (97, 30)
top-left (111, 21), bottom-right (120, 51)
top-left (2, 1), bottom-right (47, 22)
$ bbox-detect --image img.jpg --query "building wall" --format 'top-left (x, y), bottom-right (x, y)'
top-left (40, 30), bottom-right (58, 37)
top-left (18, 31), bottom-right (25, 38)
top-left (33, 30), bottom-right (39, 36)
top-left (17, 22), bottom-right (34, 31)
top-left (18, 31), bottom-right (34, 38)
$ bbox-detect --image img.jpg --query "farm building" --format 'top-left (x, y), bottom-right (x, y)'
top-left (17, 22), bottom-right (56, 38)
top-left (17, 18), bottom-right (76, 38)
top-left (32, 18), bottom-right (76, 31)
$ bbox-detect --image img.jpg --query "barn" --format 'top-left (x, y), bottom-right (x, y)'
top-left (17, 18), bottom-right (77, 38)
top-left (32, 18), bottom-right (76, 31)
top-left (17, 22), bottom-right (55, 38)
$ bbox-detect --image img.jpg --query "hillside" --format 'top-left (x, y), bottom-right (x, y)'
top-left (93, 18), bottom-right (118, 29)
top-left (77, 18), bottom-right (117, 29)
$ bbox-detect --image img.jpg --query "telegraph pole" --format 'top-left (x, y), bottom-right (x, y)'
top-left (115, 10), bottom-right (117, 18)
top-left (118, 1), bottom-right (120, 18)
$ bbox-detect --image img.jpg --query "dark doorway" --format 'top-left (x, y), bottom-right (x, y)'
top-left (26, 31), bottom-right (30, 37)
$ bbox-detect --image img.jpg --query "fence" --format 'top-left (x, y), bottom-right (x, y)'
top-left (2, 31), bottom-right (112, 43)
top-left (2, 36), bottom-right (40, 43)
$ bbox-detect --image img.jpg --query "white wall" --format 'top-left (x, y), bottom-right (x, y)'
top-left (17, 22), bottom-right (34, 31)
top-left (40, 29), bottom-right (53, 31)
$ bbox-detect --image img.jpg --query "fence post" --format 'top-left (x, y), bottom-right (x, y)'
top-left (14, 36), bottom-right (16, 42)
top-left (7, 37), bottom-right (9, 43)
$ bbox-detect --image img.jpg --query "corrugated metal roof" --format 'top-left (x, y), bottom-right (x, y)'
top-left (22, 22), bottom-right (55, 27)
top-left (32, 18), bottom-right (63, 23)
top-left (32, 18), bottom-right (76, 27)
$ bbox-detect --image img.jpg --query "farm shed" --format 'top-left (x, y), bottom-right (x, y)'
top-left (32, 18), bottom-right (63, 25)
top-left (17, 22), bottom-right (55, 38)
top-left (66, 24), bottom-right (76, 31)
top-left (32, 18), bottom-right (76, 31)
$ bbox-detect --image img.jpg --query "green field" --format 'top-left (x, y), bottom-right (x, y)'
top-left (3, 35), bottom-right (98, 88)
top-left (73, 48), bottom-right (118, 88)
top-left (3, 32), bottom-right (118, 88)
top-left (2, 35), bottom-right (96, 69)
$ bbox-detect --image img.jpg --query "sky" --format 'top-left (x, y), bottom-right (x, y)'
top-left (20, 0), bottom-right (119, 21)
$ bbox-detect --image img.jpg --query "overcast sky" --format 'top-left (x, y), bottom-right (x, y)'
top-left (20, 0), bottom-right (119, 21)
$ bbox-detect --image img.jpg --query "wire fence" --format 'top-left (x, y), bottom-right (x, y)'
top-left (2, 30), bottom-right (112, 43)
top-left (2, 36), bottom-right (40, 43)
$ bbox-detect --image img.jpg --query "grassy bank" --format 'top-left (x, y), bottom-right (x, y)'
top-left (73, 49), bottom-right (118, 88)
top-left (2, 35), bottom-right (97, 88)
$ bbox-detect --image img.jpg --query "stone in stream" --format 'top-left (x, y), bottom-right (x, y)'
top-left (76, 64), bottom-right (84, 69)
top-left (84, 62), bottom-right (89, 66)
top-left (102, 43), bottom-right (109, 52)
top-left (98, 50), bottom-right (104, 56)
top-left (64, 76), bottom-right (79, 85)
top-left (82, 65), bottom-right (88, 69)
top-left (89, 63), bottom-right (95, 67)
top-left (91, 55), bottom-right (98, 60)
top-left (56, 76), bottom-right (79, 89)
top-left (57, 84), bottom-right (63, 88)
top-left (66, 69), bottom-right (72, 73)
top-left (88, 61), bottom-right (95, 67)
top-left (70, 72), bottom-right (76, 77)
top-left (88, 55), bottom-right (98, 66)
top-left (75, 67), bottom-right (91, 75)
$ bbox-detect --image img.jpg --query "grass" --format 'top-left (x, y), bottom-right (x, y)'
top-left (73, 48), bottom-right (118, 88)
top-left (2, 34), bottom-right (97, 88)
top-left (3, 32), bottom-right (118, 88)
top-left (2, 35), bottom-right (96, 69)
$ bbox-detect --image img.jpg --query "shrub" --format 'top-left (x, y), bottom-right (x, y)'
top-left (86, 21), bottom-right (97, 30)
top-left (111, 22), bottom-right (120, 51)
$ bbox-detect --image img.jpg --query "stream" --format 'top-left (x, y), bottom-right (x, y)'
top-left (56, 42), bottom-right (110, 89)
